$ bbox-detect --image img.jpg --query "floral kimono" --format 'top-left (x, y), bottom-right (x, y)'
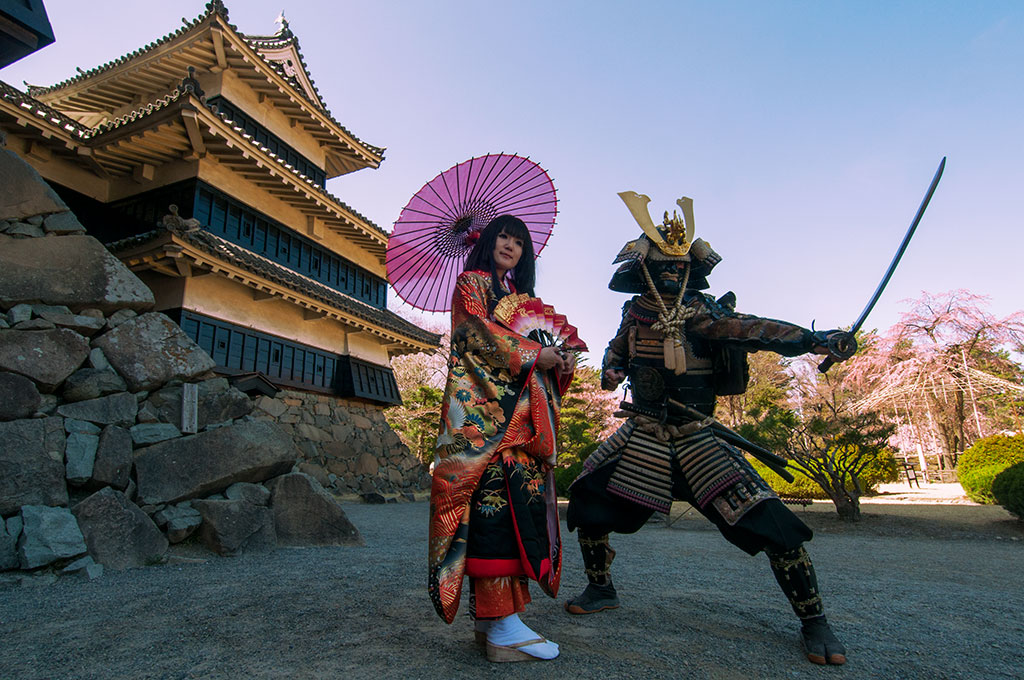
top-left (427, 271), bottom-right (573, 624)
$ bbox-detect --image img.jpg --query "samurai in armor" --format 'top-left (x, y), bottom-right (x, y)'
top-left (564, 192), bottom-right (855, 666)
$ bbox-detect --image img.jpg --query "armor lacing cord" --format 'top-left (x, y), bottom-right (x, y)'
top-left (622, 413), bottom-right (710, 442)
top-left (639, 261), bottom-right (697, 341)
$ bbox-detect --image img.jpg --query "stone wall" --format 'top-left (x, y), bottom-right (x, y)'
top-left (250, 390), bottom-right (431, 499)
top-left (0, 148), bottom-right (375, 582)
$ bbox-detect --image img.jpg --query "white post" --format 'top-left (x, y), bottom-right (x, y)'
top-left (182, 383), bottom-right (199, 434)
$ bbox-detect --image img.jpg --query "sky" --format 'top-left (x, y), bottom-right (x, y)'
top-left (4, 0), bottom-right (1023, 364)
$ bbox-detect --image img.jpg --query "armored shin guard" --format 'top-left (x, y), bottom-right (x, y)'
top-left (766, 545), bottom-right (824, 620)
top-left (578, 530), bottom-right (616, 586)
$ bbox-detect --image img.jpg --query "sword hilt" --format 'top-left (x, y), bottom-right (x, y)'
top-left (817, 356), bottom-right (836, 374)
top-left (816, 331), bottom-right (857, 373)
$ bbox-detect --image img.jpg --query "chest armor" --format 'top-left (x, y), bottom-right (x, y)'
top-left (626, 324), bottom-right (715, 411)
top-left (625, 322), bottom-right (749, 413)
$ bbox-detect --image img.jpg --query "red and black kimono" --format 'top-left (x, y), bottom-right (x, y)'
top-left (428, 271), bottom-right (573, 624)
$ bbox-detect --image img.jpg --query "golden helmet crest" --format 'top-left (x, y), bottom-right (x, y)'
top-left (617, 191), bottom-right (695, 257)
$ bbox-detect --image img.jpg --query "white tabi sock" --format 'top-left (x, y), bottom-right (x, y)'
top-left (487, 613), bottom-right (559, 659)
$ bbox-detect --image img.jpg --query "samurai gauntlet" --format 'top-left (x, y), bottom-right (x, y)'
top-left (811, 330), bottom-right (857, 362)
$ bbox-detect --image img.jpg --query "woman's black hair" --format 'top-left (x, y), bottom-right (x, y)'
top-left (463, 214), bottom-right (536, 300)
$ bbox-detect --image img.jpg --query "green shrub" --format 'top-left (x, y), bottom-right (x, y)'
top-left (957, 434), bottom-right (1024, 504)
top-left (959, 464), bottom-right (1005, 504)
top-left (957, 434), bottom-right (1024, 475)
top-left (747, 449), bottom-right (900, 499)
top-left (992, 461), bottom-right (1024, 520)
top-left (748, 458), bottom-right (829, 499)
top-left (858, 449), bottom-right (901, 490)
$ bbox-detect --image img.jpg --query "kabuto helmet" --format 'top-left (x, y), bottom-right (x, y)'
top-left (608, 192), bottom-right (722, 294)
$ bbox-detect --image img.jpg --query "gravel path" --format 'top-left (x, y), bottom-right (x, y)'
top-left (2, 499), bottom-right (1021, 680)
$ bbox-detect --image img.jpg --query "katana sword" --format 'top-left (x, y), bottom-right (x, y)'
top-left (818, 156), bottom-right (946, 373)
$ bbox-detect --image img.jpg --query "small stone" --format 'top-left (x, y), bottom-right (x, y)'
top-left (26, 215), bottom-right (44, 226)
top-left (135, 402), bottom-right (160, 424)
top-left (92, 425), bottom-right (132, 490)
top-left (7, 303), bottom-right (33, 325)
top-left (17, 505), bottom-right (87, 569)
top-left (0, 371), bottom-right (41, 421)
top-left (13, 318), bottom-right (55, 330)
top-left (42, 211), bottom-right (86, 234)
top-left (153, 502), bottom-right (202, 544)
top-left (62, 368), bottom-right (127, 403)
top-left (61, 555), bottom-right (104, 580)
top-left (57, 392), bottom-right (137, 427)
top-left (64, 418), bottom-right (102, 435)
top-left (65, 432), bottom-right (99, 484)
top-left (88, 347), bottom-right (111, 371)
top-left (37, 393), bottom-right (59, 414)
top-left (79, 309), bottom-right (104, 320)
top-left (255, 396), bottom-right (288, 417)
top-left (224, 482), bottom-right (271, 506)
top-left (105, 308), bottom-right (137, 329)
top-left (42, 313), bottom-right (105, 337)
top-left (6, 222), bottom-right (45, 238)
top-left (32, 304), bottom-right (72, 317)
top-left (130, 423), bottom-right (181, 445)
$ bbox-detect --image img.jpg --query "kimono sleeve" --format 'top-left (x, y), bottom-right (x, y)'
top-left (451, 272), bottom-right (543, 380)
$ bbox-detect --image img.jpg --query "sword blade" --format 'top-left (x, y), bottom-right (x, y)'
top-left (818, 157), bottom-right (946, 373)
top-left (850, 156), bottom-right (946, 336)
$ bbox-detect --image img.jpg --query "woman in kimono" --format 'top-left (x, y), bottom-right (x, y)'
top-left (427, 214), bottom-right (575, 662)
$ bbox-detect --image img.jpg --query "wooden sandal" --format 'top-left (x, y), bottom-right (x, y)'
top-left (485, 637), bottom-right (554, 663)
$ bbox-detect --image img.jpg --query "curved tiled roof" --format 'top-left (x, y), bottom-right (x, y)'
top-left (4, 76), bottom-right (389, 240)
top-left (240, 22), bottom-right (386, 159)
top-left (0, 80), bottom-right (90, 138)
top-left (107, 225), bottom-right (440, 348)
top-left (22, 1), bottom-right (384, 159)
top-left (26, 1), bottom-right (232, 97)
top-left (241, 15), bottom-right (327, 111)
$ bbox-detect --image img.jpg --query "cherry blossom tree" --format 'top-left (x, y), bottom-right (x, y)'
top-left (848, 290), bottom-right (1024, 461)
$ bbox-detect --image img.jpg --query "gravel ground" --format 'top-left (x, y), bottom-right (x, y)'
top-left (1, 496), bottom-right (1021, 680)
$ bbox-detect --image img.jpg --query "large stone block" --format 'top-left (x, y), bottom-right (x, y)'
top-left (192, 498), bottom-right (276, 556)
top-left (0, 371), bottom-right (41, 421)
top-left (0, 233), bottom-right (154, 313)
top-left (72, 488), bottom-right (168, 569)
top-left (0, 328), bottom-right (90, 392)
top-left (61, 368), bottom-right (127, 403)
top-left (134, 420), bottom-right (299, 505)
top-left (65, 432), bottom-right (99, 485)
top-left (0, 417), bottom-right (68, 515)
top-left (92, 425), bottom-right (132, 490)
top-left (143, 379), bottom-right (252, 430)
top-left (152, 502), bottom-right (202, 543)
top-left (17, 505), bottom-right (87, 569)
top-left (56, 391), bottom-right (137, 426)
top-left (92, 313), bottom-right (215, 391)
top-left (354, 452), bottom-right (379, 476)
top-left (0, 149), bottom-right (68, 221)
top-left (1, 518), bottom-right (18, 570)
top-left (266, 473), bottom-right (362, 546)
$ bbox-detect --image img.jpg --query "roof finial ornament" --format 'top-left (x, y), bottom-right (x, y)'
top-left (206, 1), bottom-right (229, 20)
top-left (275, 11), bottom-right (292, 37)
top-left (178, 66), bottom-right (206, 101)
top-left (163, 204), bottom-right (202, 233)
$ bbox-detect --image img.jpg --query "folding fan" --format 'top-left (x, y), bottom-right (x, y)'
top-left (493, 294), bottom-right (588, 351)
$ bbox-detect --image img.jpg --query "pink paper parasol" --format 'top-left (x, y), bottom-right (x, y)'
top-left (386, 154), bottom-right (557, 312)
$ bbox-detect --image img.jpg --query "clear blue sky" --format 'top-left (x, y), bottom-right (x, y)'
top-left (5, 1), bottom-right (1022, 362)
